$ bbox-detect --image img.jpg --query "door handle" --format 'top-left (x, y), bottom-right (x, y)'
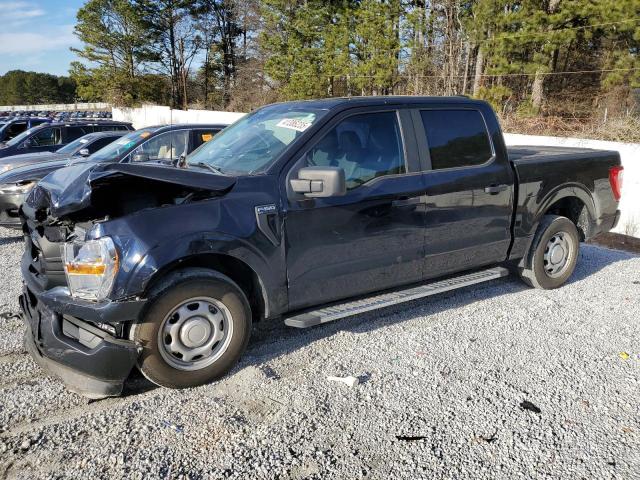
top-left (392, 196), bottom-right (422, 207)
top-left (484, 184), bottom-right (509, 195)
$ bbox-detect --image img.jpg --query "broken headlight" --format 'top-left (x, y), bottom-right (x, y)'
top-left (63, 237), bottom-right (119, 301)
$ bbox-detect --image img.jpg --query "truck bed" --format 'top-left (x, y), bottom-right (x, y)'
top-left (507, 145), bottom-right (619, 163)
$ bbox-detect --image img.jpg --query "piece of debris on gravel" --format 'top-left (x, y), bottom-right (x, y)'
top-left (1, 226), bottom-right (639, 479)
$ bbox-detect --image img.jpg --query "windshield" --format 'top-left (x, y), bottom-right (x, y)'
top-left (89, 128), bottom-right (159, 162)
top-left (186, 105), bottom-right (327, 174)
top-left (5, 128), bottom-right (34, 147)
top-left (56, 136), bottom-right (90, 155)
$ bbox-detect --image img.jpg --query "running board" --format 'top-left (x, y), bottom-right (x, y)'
top-left (284, 267), bottom-right (509, 328)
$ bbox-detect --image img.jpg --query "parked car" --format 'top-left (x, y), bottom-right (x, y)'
top-left (0, 121), bottom-right (132, 160)
top-left (0, 117), bottom-right (52, 142)
top-left (1, 124), bottom-right (227, 228)
top-left (0, 131), bottom-right (127, 227)
top-left (19, 96), bottom-right (622, 398)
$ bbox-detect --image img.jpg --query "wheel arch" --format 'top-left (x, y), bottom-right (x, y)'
top-left (142, 253), bottom-right (269, 322)
top-left (536, 185), bottom-right (597, 241)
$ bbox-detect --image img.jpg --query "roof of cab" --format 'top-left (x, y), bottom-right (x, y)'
top-left (143, 123), bottom-right (233, 132)
top-left (263, 95), bottom-right (488, 111)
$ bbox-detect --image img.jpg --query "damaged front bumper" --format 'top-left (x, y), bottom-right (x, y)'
top-left (20, 284), bottom-right (145, 399)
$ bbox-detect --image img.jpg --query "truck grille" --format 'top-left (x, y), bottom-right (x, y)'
top-left (22, 220), bottom-right (68, 291)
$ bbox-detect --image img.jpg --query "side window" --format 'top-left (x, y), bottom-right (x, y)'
top-left (66, 126), bottom-right (88, 141)
top-left (302, 111), bottom-right (405, 190)
top-left (420, 110), bottom-right (493, 170)
top-left (7, 122), bottom-right (27, 138)
top-left (30, 127), bottom-right (62, 146)
top-left (131, 130), bottom-right (190, 162)
top-left (192, 129), bottom-right (220, 149)
top-left (88, 136), bottom-right (117, 153)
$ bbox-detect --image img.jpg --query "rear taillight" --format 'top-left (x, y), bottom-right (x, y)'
top-left (609, 165), bottom-right (624, 201)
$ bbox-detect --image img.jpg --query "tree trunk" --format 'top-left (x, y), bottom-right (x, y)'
top-left (530, 0), bottom-right (562, 112)
top-left (472, 46), bottom-right (484, 96)
top-left (462, 41), bottom-right (471, 95)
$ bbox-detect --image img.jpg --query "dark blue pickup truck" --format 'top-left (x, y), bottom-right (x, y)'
top-left (19, 97), bottom-right (622, 398)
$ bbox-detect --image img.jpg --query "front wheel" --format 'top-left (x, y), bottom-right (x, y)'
top-left (519, 215), bottom-right (580, 289)
top-left (130, 269), bottom-right (252, 389)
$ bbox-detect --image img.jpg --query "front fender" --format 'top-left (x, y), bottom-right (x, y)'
top-left (119, 230), bottom-right (283, 317)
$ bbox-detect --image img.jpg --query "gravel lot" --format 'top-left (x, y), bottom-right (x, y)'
top-left (0, 225), bottom-right (638, 479)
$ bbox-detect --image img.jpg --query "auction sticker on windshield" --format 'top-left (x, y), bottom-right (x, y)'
top-left (276, 118), bottom-right (313, 132)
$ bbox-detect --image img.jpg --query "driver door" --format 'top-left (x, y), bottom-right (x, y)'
top-left (283, 109), bottom-right (428, 310)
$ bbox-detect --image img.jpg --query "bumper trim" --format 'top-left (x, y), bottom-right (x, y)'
top-left (39, 286), bottom-right (146, 324)
top-left (24, 328), bottom-right (125, 399)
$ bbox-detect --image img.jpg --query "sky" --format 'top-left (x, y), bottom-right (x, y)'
top-left (0, 0), bottom-right (86, 77)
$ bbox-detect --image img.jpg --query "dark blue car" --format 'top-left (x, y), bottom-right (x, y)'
top-left (0, 121), bottom-right (132, 159)
top-left (0, 117), bottom-right (51, 142)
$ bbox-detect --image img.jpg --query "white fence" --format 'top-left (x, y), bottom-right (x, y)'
top-left (112, 105), bottom-right (245, 130)
top-left (0, 103), bottom-right (111, 111)
top-left (504, 133), bottom-right (639, 238)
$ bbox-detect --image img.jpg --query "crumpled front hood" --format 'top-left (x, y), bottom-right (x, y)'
top-left (24, 162), bottom-right (237, 221)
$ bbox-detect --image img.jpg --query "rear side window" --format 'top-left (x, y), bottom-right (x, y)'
top-left (88, 136), bottom-right (117, 153)
top-left (6, 122), bottom-right (27, 138)
top-left (192, 129), bottom-right (220, 149)
top-left (66, 126), bottom-right (89, 141)
top-left (420, 110), bottom-right (493, 170)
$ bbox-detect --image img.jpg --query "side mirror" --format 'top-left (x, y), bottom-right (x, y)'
top-left (290, 167), bottom-right (346, 198)
top-left (132, 152), bottom-right (149, 163)
top-left (78, 148), bottom-right (90, 157)
top-left (20, 139), bottom-right (32, 149)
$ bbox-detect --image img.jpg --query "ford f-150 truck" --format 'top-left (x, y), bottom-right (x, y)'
top-left (18, 96), bottom-right (623, 398)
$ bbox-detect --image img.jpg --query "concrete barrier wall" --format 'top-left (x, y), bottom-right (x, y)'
top-left (112, 105), bottom-right (245, 130)
top-left (0, 103), bottom-right (111, 111)
top-left (504, 133), bottom-right (639, 238)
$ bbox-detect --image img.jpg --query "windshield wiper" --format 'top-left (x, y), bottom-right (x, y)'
top-left (190, 161), bottom-right (225, 175)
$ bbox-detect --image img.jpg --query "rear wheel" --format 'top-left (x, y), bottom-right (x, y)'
top-left (519, 215), bottom-right (580, 289)
top-left (130, 269), bottom-right (251, 389)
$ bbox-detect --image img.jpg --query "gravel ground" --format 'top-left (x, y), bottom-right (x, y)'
top-left (0, 225), bottom-right (638, 479)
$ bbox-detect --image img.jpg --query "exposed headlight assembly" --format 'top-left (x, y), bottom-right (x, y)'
top-left (0, 180), bottom-right (36, 195)
top-left (63, 237), bottom-right (119, 301)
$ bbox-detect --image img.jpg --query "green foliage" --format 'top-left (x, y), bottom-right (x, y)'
top-left (476, 85), bottom-right (512, 113)
top-left (0, 70), bottom-right (76, 105)
top-left (27, 0), bottom-right (636, 117)
top-left (72, 0), bottom-right (165, 106)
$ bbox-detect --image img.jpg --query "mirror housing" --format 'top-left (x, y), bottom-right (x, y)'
top-left (20, 139), bottom-right (32, 149)
top-left (290, 167), bottom-right (346, 198)
top-left (131, 152), bottom-right (149, 163)
top-left (78, 148), bottom-right (90, 157)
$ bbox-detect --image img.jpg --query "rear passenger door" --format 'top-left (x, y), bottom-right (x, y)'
top-left (415, 107), bottom-right (514, 277)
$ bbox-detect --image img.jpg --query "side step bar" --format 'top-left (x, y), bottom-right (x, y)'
top-left (284, 267), bottom-right (509, 328)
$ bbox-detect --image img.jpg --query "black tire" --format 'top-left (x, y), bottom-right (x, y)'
top-left (130, 268), bottom-right (251, 389)
top-left (519, 215), bottom-right (580, 289)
